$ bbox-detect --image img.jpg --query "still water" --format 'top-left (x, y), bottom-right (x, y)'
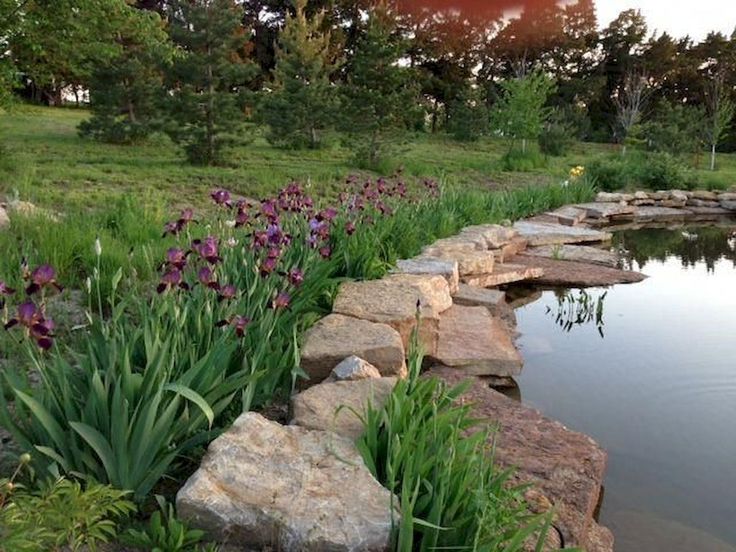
top-left (514, 224), bottom-right (736, 552)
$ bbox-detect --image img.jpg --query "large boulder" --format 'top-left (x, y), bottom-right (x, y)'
top-left (300, 314), bottom-right (405, 383)
top-left (456, 224), bottom-right (517, 249)
top-left (394, 257), bottom-right (459, 294)
top-left (177, 413), bottom-right (395, 552)
top-left (430, 305), bottom-right (523, 377)
top-left (513, 221), bottom-right (612, 246)
top-left (428, 368), bottom-right (610, 550)
top-left (511, 255), bottom-right (646, 287)
top-left (291, 378), bottom-right (397, 440)
top-left (332, 274), bottom-right (452, 355)
top-left (418, 250), bottom-right (494, 277)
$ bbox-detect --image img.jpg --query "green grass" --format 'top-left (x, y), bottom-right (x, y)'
top-left (0, 106), bottom-right (618, 207)
top-left (2, 106), bottom-right (734, 212)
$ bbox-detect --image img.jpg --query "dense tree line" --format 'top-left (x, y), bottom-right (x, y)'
top-left (1, 0), bottom-right (735, 166)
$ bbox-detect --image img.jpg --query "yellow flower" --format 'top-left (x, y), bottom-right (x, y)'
top-left (569, 165), bottom-right (585, 179)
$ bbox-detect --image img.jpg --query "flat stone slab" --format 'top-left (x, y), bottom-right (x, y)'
top-left (177, 412), bottom-right (395, 552)
top-left (430, 305), bottom-right (522, 377)
top-left (301, 314), bottom-right (405, 383)
top-left (513, 221), bottom-right (612, 247)
top-left (595, 192), bottom-right (634, 203)
top-left (457, 224), bottom-right (518, 249)
top-left (688, 206), bottom-right (735, 217)
top-left (394, 257), bottom-right (459, 294)
top-left (574, 202), bottom-right (636, 219)
top-left (720, 200), bottom-right (736, 211)
top-left (452, 284), bottom-right (505, 310)
top-left (462, 263), bottom-right (544, 288)
top-left (512, 255), bottom-right (646, 287)
top-left (333, 274), bottom-right (452, 355)
top-left (630, 206), bottom-right (691, 222)
top-left (418, 250), bottom-right (494, 277)
top-left (544, 206), bottom-right (588, 226)
top-left (452, 284), bottom-right (517, 330)
top-left (523, 245), bottom-right (619, 267)
top-left (291, 378), bottom-right (396, 441)
top-left (428, 368), bottom-right (609, 550)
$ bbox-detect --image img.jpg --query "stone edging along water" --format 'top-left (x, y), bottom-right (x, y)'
top-left (175, 189), bottom-right (736, 552)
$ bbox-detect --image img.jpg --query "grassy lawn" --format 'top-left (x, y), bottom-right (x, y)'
top-left (0, 105), bottom-right (602, 211)
top-left (2, 106), bottom-right (734, 213)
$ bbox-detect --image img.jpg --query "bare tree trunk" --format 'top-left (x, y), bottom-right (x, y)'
top-left (710, 143), bottom-right (717, 171)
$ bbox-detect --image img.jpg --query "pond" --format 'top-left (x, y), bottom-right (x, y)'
top-left (513, 223), bottom-right (736, 552)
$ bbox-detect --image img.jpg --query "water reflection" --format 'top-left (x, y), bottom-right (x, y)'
top-left (545, 289), bottom-right (607, 337)
top-left (615, 224), bottom-right (736, 272)
top-left (514, 222), bottom-right (736, 552)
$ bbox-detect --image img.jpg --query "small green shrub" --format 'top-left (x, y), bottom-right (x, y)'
top-left (499, 148), bottom-right (546, 171)
top-left (1, 461), bottom-right (134, 552)
top-left (538, 121), bottom-right (574, 157)
top-left (638, 153), bottom-right (692, 190)
top-left (586, 152), bottom-right (693, 191)
top-left (123, 496), bottom-right (217, 552)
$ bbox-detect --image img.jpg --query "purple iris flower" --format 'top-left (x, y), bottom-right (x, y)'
top-left (252, 231), bottom-right (268, 249)
top-left (211, 189), bottom-right (233, 207)
top-left (235, 210), bottom-right (250, 228)
top-left (4, 301), bottom-right (55, 349)
top-left (216, 315), bottom-right (251, 337)
top-left (272, 292), bottom-right (291, 310)
top-left (266, 224), bottom-right (284, 245)
top-left (345, 221), bottom-right (356, 235)
top-left (26, 264), bottom-right (63, 295)
top-left (166, 248), bottom-right (188, 270)
top-left (192, 237), bottom-right (221, 264)
top-left (288, 269), bottom-right (304, 287)
top-left (260, 256), bottom-right (278, 277)
top-left (319, 246), bottom-right (332, 259)
top-left (197, 267), bottom-right (219, 290)
top-left (157, 269), bottom-right (189, 294)
top-left (218, 284), bottom-right (237, 301)
top-left (261, 200), bottom-right (279, 222)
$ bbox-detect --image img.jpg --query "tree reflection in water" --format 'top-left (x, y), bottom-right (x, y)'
top-left (615, 224), bottom-right (736, 272)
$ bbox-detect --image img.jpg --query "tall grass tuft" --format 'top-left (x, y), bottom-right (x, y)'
top-left (356, 319), bottom-right (552, 551)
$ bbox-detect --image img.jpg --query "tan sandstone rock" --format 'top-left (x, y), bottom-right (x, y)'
top-left (513, 221), bottom-right (612, 246)
top-left (419, 250), bottom-right (494, 277)
top-left (462, 263), bottom-right (544, 288)
top-left (428, 368), bottom-right (610, 550)
top-left (301, 314), bottom-right (405, 383)
top-left (430, 305), bottom-right (523, 377)
top-left (177, 412), bottom-right (395, 552)
top-left (291, 378), bottom-right (397, 440)
top-left (394, 257), bottom-right (459, 294)
top-left (332, 274), bottom-right (452, 355)
top-left (523, 244), bottom-right (619, 267)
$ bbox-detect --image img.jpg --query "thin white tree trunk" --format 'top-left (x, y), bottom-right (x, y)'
top-left (710, 143), bottom-right (716, 171)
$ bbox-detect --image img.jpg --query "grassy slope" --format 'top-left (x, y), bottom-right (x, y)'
top-left (0, 106), bottom-right (604, 210)
top-left (1, 105), bottom-right (735, 211)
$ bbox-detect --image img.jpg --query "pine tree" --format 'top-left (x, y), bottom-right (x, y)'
top-left (260, 0), bottom-right (340, 149)
top-left (166, 0), bottom-right (258, 165)
top-left (341, 3), bottom-right (420, 168)
top-left (78, 7), bottom-right (174, 144)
